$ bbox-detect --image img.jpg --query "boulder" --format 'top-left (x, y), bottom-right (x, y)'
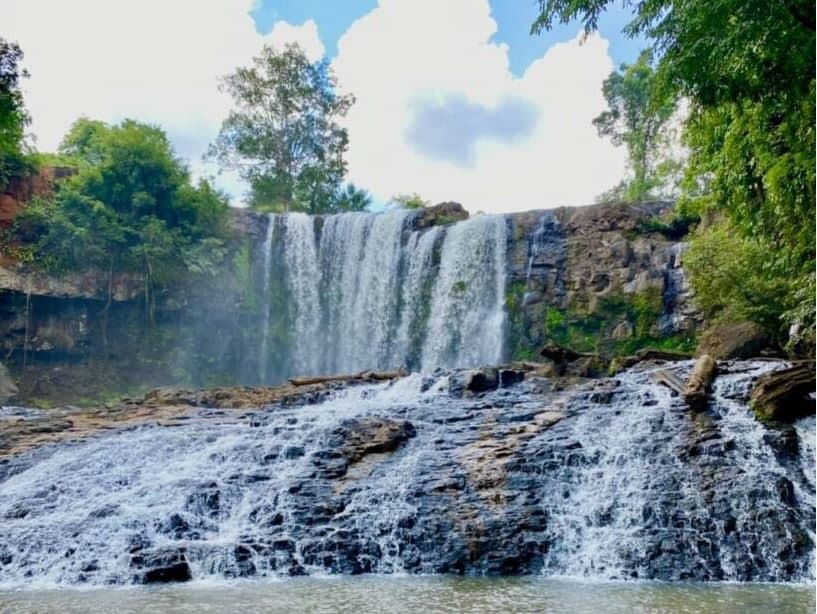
top-left (465, 368), bottom-right (499, 392)
top-left (329, 417), bottom-right (416, 466)
top-left (749, 363), bottom-right (815, 422)
top-left (415, 201), bottom-right (469, 229)
top-left (695, 321), bottom-right (769, 360)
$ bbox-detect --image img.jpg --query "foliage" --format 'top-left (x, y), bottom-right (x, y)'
top-left (0, 38), bottom-right (32, 190)
top-left (635, 211), bottom-right (699, 240)
top-left (333, 183), bottom-right (372, 212)
top-left (593, 50), bottom-right (678, 202)
top-left (391, 193), bottom-right (430, 210)
top-left (532, 0), bottom-right (815, 342)
top-left (12, 118), bottom-right (230, 289)
top-left (208, 43), bottom-right (355, 214)
top-left (683, 221), bottom-right (798, 336)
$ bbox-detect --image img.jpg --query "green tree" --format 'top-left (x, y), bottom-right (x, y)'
top-left (15, 118), bottom-right (229, 291)
top-left (208, 43), bottom-right (354, 214)
top-left (0, 38), bottom-right (31, 190)
top-left (593, 50), bottom-right (677, 202)
top-left (334, 183), bottom-right (371, 212)
top-left (533, 0), bottom-right (815, 340)
top-left (391, 193), bottom-right (429, 210)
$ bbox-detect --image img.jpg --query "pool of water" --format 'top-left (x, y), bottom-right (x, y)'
top-left (0, 577), bottom-right (813, 614)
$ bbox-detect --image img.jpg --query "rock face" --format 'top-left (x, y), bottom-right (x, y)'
top-left (506, 201), bottom-right (701, 362)
top-left (0, 361), bottom-right (812, 585)
top-left (0, 200), bottom-right (702, 405)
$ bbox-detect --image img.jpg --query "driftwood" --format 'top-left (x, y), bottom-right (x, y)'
top-left (749, 363), bottom-right (815, 422)
top-left (650, 369), bottom-right (684, 395)
top-left (288, 369), bottom-right (405, 387)
top-left (682, 355), bottom-right (717, 410)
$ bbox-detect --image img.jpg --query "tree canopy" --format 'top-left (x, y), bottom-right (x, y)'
top-left (533, 0), bottom-right (815, 342)
top-left (0, 38), bottom-right (31, 190)
top-left (593, 50), bottom-right (678, 202)
top-left (15, 118), bottom-right (230, 289)
top-left (208, 43), bottom-right (356, 214)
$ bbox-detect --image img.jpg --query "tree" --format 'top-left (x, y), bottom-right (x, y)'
top-left (532, 0), bottom-right (815, 339)
top-left (391, 193), bottom-right (430, 210)
top-left (593, 50), bottom-right (677, 202)
top-left (15, 118), bottom-right (229, 290)
top-left (0, 38), bottom-right (31, 189)
top-left (208, 43), bottom-right (354, 214)
top-left (334, 183), bottom-right (371, 212)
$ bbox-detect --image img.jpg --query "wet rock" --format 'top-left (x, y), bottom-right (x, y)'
top-left (132, 548), bottom-right (192, 584)
top-left (465, 368), bottom-right (499, 392)
top-left (329, 417), bottom-right (416, 467)
top-left (749, 363), bottom-right (815, 422)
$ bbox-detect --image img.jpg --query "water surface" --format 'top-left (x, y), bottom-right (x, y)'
top-left (0, 577), bottom-right (814, 614)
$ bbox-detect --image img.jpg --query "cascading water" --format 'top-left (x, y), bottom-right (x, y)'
top-left (257, 214), bottom-right (275, 382)
top-left (421, 214), bottom-right (507, 370)
top-left (256, 210), bottom-right (509, 378)
top-left (282, 213), bottom-right (321, 376)
top-left (0, 360), bottom-right (812, 587)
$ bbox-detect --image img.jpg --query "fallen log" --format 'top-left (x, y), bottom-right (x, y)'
top-left (288, 369), bottom-right (405, 387)
top-left (682, 355), bottom-right (717, 410)
top-left (749, 363), bottom-right (815, 422)
top-left (650, 369), bottom-right (684, 395)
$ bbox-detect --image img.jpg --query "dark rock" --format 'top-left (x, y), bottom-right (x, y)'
top-left (414, 201), bottom-right (469, 229)
top-left (132, 548), bottom-right (192, 584)
top-left (695, 321), bottom-right (769, 360)
top-left (749, 363), bottom-right (815, 422)
top-left (499, 369), bottom-right (525, 387)
top-left (465, 368), bottom-right (499, 392)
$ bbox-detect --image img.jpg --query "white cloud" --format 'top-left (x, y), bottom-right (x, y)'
top-left (3, 0), bottom-right (322, 204)
top-left (4, 0), bottom-right (626, 212)
top-left (333, 0), bottom-right (627, 212)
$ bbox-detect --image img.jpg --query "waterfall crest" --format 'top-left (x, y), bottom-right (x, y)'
top-left (256, 210), bottom-right (508, 378)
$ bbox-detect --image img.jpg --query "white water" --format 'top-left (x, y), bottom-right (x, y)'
top-left (421, 215), bottom-right (507, 370)
top-left (282, 213), bottom-right (321, 376)
top-left (0, 362), bottom-right (813, 587)
top-left (258, 211), bottom-right (508, 377)
top-left (258, 214), bottom-right (275, 381)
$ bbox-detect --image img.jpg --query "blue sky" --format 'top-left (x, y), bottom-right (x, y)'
top-left (250, 0), bottom-right (644, 74)
top-left (6, 0), bottom-right (648, 211)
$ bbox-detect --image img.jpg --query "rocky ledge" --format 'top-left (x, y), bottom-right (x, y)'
top-left (0, 359), bottom-right (813, 585)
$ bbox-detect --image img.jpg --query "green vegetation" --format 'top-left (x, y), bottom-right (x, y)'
top-left (10, 118), bottom-right (231, 294)
top-left (635, 211), bottom-right (699, 240)
top-left (391, 193), bottom-right (430, 210)
top-left (0, 38), bottom-right (32, 190)
top-left (506, 280), bottom-right (696, 362)
top-left (593, 50), bottom-right (679, 202)
top-left (533, 0), bottom-right (815, 349)
top-left (208, 43), bottom-right (358, 214)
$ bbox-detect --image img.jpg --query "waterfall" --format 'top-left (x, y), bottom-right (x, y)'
top-left (282, 213), bottom-right (321, 377)
top-left (420, 214), bottom-right (507, 370)
top-left (0, 361), bottom-right (813, 586)
top-left (258, 214), bottom-right (275, 382)
top-left (256, 210), bottom-right (509, 378)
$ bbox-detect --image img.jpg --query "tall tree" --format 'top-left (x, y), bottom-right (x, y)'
top-left (208, 43), bottom-right (354, 214)
top-left (533, 0), bottom-right (815, 340)
top-left (0, 38), bottom-right (30, 189)
top-left (593, 50), bottom-right (677, 202)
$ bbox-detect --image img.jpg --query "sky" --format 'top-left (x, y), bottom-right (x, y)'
top-left (3, 0), bottom-right (646, 213)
